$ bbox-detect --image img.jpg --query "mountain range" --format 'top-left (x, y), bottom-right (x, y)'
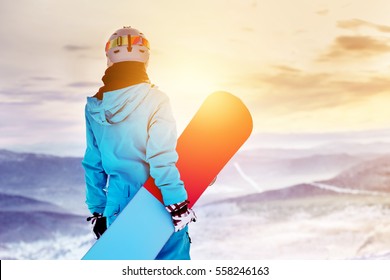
top-left (319, 155), bottom-right (390, 193)
top-left (0, 149), bottom-right (86, 214)
top-left (1, 140), bottom-right (390, 259)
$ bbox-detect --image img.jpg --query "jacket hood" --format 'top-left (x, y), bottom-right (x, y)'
top-left (86, 83), bottom-right (151, 125)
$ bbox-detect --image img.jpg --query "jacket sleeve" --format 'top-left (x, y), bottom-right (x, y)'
top-left (146, 96), bottom-right (188, 206)
top-left (82, 109), bottom-right (108, 214)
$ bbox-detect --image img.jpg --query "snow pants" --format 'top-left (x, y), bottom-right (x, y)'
top-left (155, 225), bottom-right (191, 260)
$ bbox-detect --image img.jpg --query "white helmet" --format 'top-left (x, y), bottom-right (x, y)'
top-left (105, 26), bottom-right (150, 66)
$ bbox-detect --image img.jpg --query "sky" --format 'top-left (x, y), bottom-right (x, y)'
top-left (1, 0), bottom-right (390, 156)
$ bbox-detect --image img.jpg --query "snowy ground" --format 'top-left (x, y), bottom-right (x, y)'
top-left (2, 188), bottom-right (389, 260)
top-left (1, 146), bottom-right (390, 260)
top-left (190, 189), bottom-right (390, 260)
top-left (0, 234), bottom-right (93, 260)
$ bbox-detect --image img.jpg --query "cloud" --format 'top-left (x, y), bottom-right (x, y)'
top-left (0, 101), bottom-right (40, 107)
top-left (0, 87), bottom-right (86, 104)
top-left (337, 19), bottom-right (390, 33)
top-left (0, 99), bottom-right (80, 139)
top-left (0, 87), bottom-right (87, 154)
top-left (0, 100), bottom-right (85, 157)
top-left (31, 76), bottom-right (57, 81)
top-left (64, 45), bottom-right (91, 52)
top-left (318, 35), bottom-right (390, 61)
top-left (241, 27), bottom-right (254, 32)
top-left (316, 9), bottom-right (329, 16)
top-left (318, 19), bottom-right (390, 62)
top-left (68, 82), bottom-right (101, 88)
top-left (271, 65), bottom-right (302, 73)
top-left (228, 66), bottom-right (390, 114)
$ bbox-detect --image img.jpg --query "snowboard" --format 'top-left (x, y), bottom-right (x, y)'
top-left (82, 91), bottom-right (253, 260)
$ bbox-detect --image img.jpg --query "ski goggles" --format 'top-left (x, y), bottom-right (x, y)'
top-left (105, 35), bottom-right (150, 52)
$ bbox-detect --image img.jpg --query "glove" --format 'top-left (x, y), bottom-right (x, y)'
top-left (166, 200), bottom-right (197, 232)
top-left (86, 212), bottom-right (107, 239)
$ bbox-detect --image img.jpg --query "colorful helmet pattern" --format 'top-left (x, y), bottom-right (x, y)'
top-left (105, 26), bottom-right (150, 65)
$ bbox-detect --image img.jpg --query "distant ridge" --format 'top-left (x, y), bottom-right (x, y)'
top-left (0, 149), bottom-right (86, 214)
top-left (0, 210), bottom-right (87, 243)
top-left (0, 192), bottom-right (66, 213)
top-left (319, 155), bottom-right (390, 193)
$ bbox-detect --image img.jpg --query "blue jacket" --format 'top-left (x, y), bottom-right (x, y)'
top-left (82, 83), bottom-right (187, 225)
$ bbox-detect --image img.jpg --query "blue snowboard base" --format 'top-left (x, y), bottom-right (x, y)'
top-left (82, 187), bottom-right (174, 260)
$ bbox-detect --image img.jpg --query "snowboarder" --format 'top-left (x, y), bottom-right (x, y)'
top-left (82, 26), bottom-right (196, 260)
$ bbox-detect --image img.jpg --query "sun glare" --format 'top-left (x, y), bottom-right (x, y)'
top-left (148, 57), bottom-right (228, 134)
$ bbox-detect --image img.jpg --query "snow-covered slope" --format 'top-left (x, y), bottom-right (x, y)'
top-left (1, 143), bottom-right (390, 260)
top-left (318, 155), bottom-right (390, 193)
top-left (0, 194), bottom-right (91, 259)
top-left (191, 151), bottom-right (390, 260)
top-left (214, 148), bottom-right (370, 193)
top-left (0, 149), bottom-right (87, 214)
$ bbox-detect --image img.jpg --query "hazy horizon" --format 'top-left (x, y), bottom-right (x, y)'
top-left (1, 0), bottom-right (390, 155)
